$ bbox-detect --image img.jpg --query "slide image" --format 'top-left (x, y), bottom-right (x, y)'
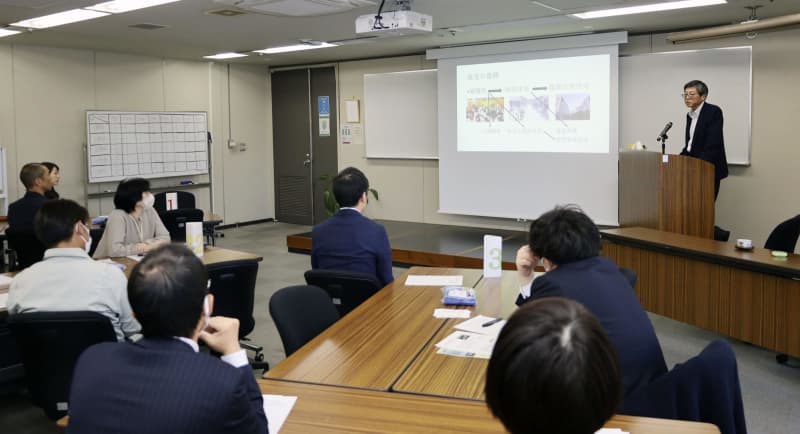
top-left (466, 98), bottom-right (505, 123)
top-left (508, 96), bottom-right (549, 121)
top-left (555, 93), bottom-right (591, 121)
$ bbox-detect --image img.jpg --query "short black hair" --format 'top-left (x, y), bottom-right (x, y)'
top-left (127, 244), bottom-right (207, 338)
top-left (19, 163), bottom-right (47, 190)
top-left (114, 178), bottom-right (150, 213)
top-left (34, 200), bottom-right (89, 248)
top-left (529, 205), bottom-right (600, 266)
top-left (684, 80), bottom-right (708, 97)
top-left (485, 297), bottom-right (622, 434)
top-left (41, 162), bottom-right (60, 173)
top-left (332, 167), bottom-right (369, 208)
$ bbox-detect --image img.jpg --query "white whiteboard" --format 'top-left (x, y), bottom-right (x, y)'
top-left (86, 110), bottom-right (209, 183)
top-left (620, 47), bottom-right (752, 164)
top-left (364, 69), bottom-right (438, 159)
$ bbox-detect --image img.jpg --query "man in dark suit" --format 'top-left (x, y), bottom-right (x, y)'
top-left (679, 80), bottom-right (728, 200)
top-left (67, 244), bottom-right (267, 434)
top-left (8, 163), bottom-right (53, 233)
top-left (311, 167), bottom-right (393, 286)
top-left (515, 205), bottom-right (667, 398)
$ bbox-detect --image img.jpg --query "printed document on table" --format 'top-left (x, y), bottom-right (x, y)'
top-left (263, 394), bottom-right (297, 434)
top-left (405, 275), bottom-right (463, 286)
top-left (0, 273), bottom-right (14, 291)
top-left (435, 331), bottom-right (496, 359)
top-left (595, 429), bottom-right (628, 434)
top-left (0, 292), bottom-right (8, 310)
top-left (454, 315), bottom-right (506, 337)
top-left (433, 308), bottom-right (472, 319)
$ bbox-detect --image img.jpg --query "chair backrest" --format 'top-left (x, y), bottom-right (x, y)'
top-left (7, 311), bottom-right (117, 420)
top-left (764, 215), bottom-right (800, 253)
top-left (269, 285), bottom-right (339, 357)
top-left (158, 209), bottom-right (204, 243)
top-left (153, 191), bottom-right (196, 213)
top-left (304, 269), bottom-right (382, 317)
top-left (207, 260), bottom-right (259, 338)
top-left (618, 267), bottom-right (638, 289)
top-left (621, 339), bottom-right (747, 434)
top-left (5, 228), bottom-right (46, 270)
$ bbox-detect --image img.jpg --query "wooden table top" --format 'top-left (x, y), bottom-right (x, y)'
top-left (265, 267), bottom-right (483, 390)
top-left (393, 271), bottom-right (524, 400)
top-left (259, 379), bottom-right (719, 434)
top-left (602, 227), bottom-right (800, 278)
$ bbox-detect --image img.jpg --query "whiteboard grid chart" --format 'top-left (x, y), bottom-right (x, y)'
top-left (86, 110), bottom-right (209, 183)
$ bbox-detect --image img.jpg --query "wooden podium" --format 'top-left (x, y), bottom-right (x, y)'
top-left (619, 151), bottom-right (715, 239)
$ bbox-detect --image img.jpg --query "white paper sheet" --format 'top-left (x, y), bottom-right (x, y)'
top-left (0, 292), bottom-right (8, 309)
top-left (433, 308), bottom-right (472, 319)
top-left (454, 315), bottom-right (506, 337)
top-left (405, 275), bottom-right (463, 286)
top-left (263, 394), bottom-right (297, 434)
top-left (126, 255), bottom-right (143, 262)
top-left (435, 331), bottom-right (496, 359)
top-left (0, 274), bottom-right (14, 291)
top-left (596, 429), bottom-right (628, 434)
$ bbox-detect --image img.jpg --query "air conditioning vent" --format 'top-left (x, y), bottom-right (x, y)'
top-left (205, 8), bottom-right (248, 17)
top-left (129, 23), bottom-right (169, 30)
top-left (214, 0), bottom-right (376, 17)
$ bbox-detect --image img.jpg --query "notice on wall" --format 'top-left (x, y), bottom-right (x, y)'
top-left (319, 116), bottom-right (331, 137)
top-left (341, 124), bottom-right (363, 145)
top-left (318, 96), bottom-right (331, 137)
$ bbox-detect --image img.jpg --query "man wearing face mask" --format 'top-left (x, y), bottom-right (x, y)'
top-left (93, 177), bottom-right (171, 258)
top-left (514, 205), bottom-right (666, 400)
top-left (8, 200), bottom-right (140, 341)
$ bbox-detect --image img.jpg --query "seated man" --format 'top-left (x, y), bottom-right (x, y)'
top-left (67, 244), bottom-right (267, 434)
top-left (8, 200), bottom-right (140, 341)
top-left (486, 297), bottom-right (621, 434)
top-left (515, 205), bottom-right (666, 397)
top-left (311, 167), bottom-right (393, 286)
top-left (8, 163), bottom-right (53, 233)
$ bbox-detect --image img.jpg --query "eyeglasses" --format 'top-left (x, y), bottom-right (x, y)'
top-left (681, 92), bottom-right (700, 99)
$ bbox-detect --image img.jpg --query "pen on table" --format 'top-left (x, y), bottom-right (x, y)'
top-left (482, 318), bottom-right (503, 327)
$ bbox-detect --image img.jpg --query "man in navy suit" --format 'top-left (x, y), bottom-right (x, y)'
top-left (515, 205), bottom-right (667, 398)
top-left (311, 167), bottom-right (393, 286)
top-left (67, 244), bottom-right (267, 434)
top-left (679, 80), bottom-right (728, 200)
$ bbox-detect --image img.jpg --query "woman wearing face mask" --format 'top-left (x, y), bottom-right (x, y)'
top-left (93, 178), bottom-right (171, 258)
top-left (42, 161), bottom-right (61, 200)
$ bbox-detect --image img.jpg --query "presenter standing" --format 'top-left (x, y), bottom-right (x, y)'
top-left (679, 80), bottom-right (728, 200)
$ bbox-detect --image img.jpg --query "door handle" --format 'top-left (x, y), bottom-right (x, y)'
top-left (303, 153), bottom-right (311, 167)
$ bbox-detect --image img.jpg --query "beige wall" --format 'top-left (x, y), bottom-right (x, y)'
top-left (0, 43), bottom-right (273, 225)
top-left (336, 28), bottom-right (800, 245)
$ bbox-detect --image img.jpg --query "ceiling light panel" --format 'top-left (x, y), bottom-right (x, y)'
top-left (254, 42), bottom-right (338, 54)
top-left (11, 8), bottom-right (109, 29)
top-left (204, 52), bottom-right (248, 59)
top-left (87, 0), bottom-right (182, 14)
top-left (0, 28), bottom-right (21, 38)
top-left (572, 0), bottom-right (726, 19)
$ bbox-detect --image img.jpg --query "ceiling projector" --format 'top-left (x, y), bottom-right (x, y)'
top-left (355, 10), bottom-right (432, 35)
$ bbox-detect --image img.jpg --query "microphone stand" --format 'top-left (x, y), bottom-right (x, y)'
top-left (657, 134), bottom-right (668, 155)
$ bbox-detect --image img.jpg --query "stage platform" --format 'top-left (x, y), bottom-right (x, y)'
top-left (287, 220), bottom-right (528, 270)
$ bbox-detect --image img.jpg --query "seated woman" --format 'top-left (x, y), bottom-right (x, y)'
top-left (42, 162), bottom-right (60, 200)
top-left (93, 178), bottom-right (170, 258)
top-left (485, 297), bottom-right (622, 434)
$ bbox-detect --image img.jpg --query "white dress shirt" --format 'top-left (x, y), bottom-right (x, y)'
top-left (8, 248), bottom-right (141, 341)
top-left (687, 101), bottom-right (705, 152)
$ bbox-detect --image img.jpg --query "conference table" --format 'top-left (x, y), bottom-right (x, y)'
top-left (601, 227), bottom-right (800, 358)
top-left (266, 266), bottom-right (719, 433)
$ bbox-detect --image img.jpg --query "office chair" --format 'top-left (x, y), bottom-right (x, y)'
top-left (764, 215), bottom-right (800, 254)
top-left (269, 285), bottom-right (339, 357)
top-left (0, 319), bottom-right (24, 385)
top-left (618, 267), bottom-right (638, 289)
top-left (303, 269), bottom-right (382, 317)
top-left (206, 259), bottom-right (268, 371)
top-left (764, 215), bottom-right (800, 367)
top-left (7, 311), bottom-right (117, 420)
top-left (5, 228), bottom-right (46, 271)
top-left (153, 191), bottom-right (196, 213)
top-left (621, 339), bottom-right (747, 434)
top-left (158, 209), bottom-right (204, 243)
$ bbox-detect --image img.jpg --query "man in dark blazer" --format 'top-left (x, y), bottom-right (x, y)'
top-left (679, 80), bottom-right (728, 200)
top-left (311, 167), bottom-right (393, 286)
top-left (8, 163), bottom-right (53, 233)
top-left (67, 244), bottom-right (267, 434)
top-left (515, 206), bottom-right (667, 398)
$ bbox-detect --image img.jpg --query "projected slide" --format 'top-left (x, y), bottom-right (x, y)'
top-left (457, 54), bottom-right (610, 153)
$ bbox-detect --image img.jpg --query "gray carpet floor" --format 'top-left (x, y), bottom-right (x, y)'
top-left (1, 221), bottom-right (798, 433)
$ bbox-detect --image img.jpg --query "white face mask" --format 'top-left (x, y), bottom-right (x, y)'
top-left (79, 223), bottom-right (92, 253)
top-left (142, 192), bottom-right (155, 209)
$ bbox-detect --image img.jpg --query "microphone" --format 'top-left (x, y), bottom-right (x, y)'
top-left (657, 122), bottom-right (673, 141)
